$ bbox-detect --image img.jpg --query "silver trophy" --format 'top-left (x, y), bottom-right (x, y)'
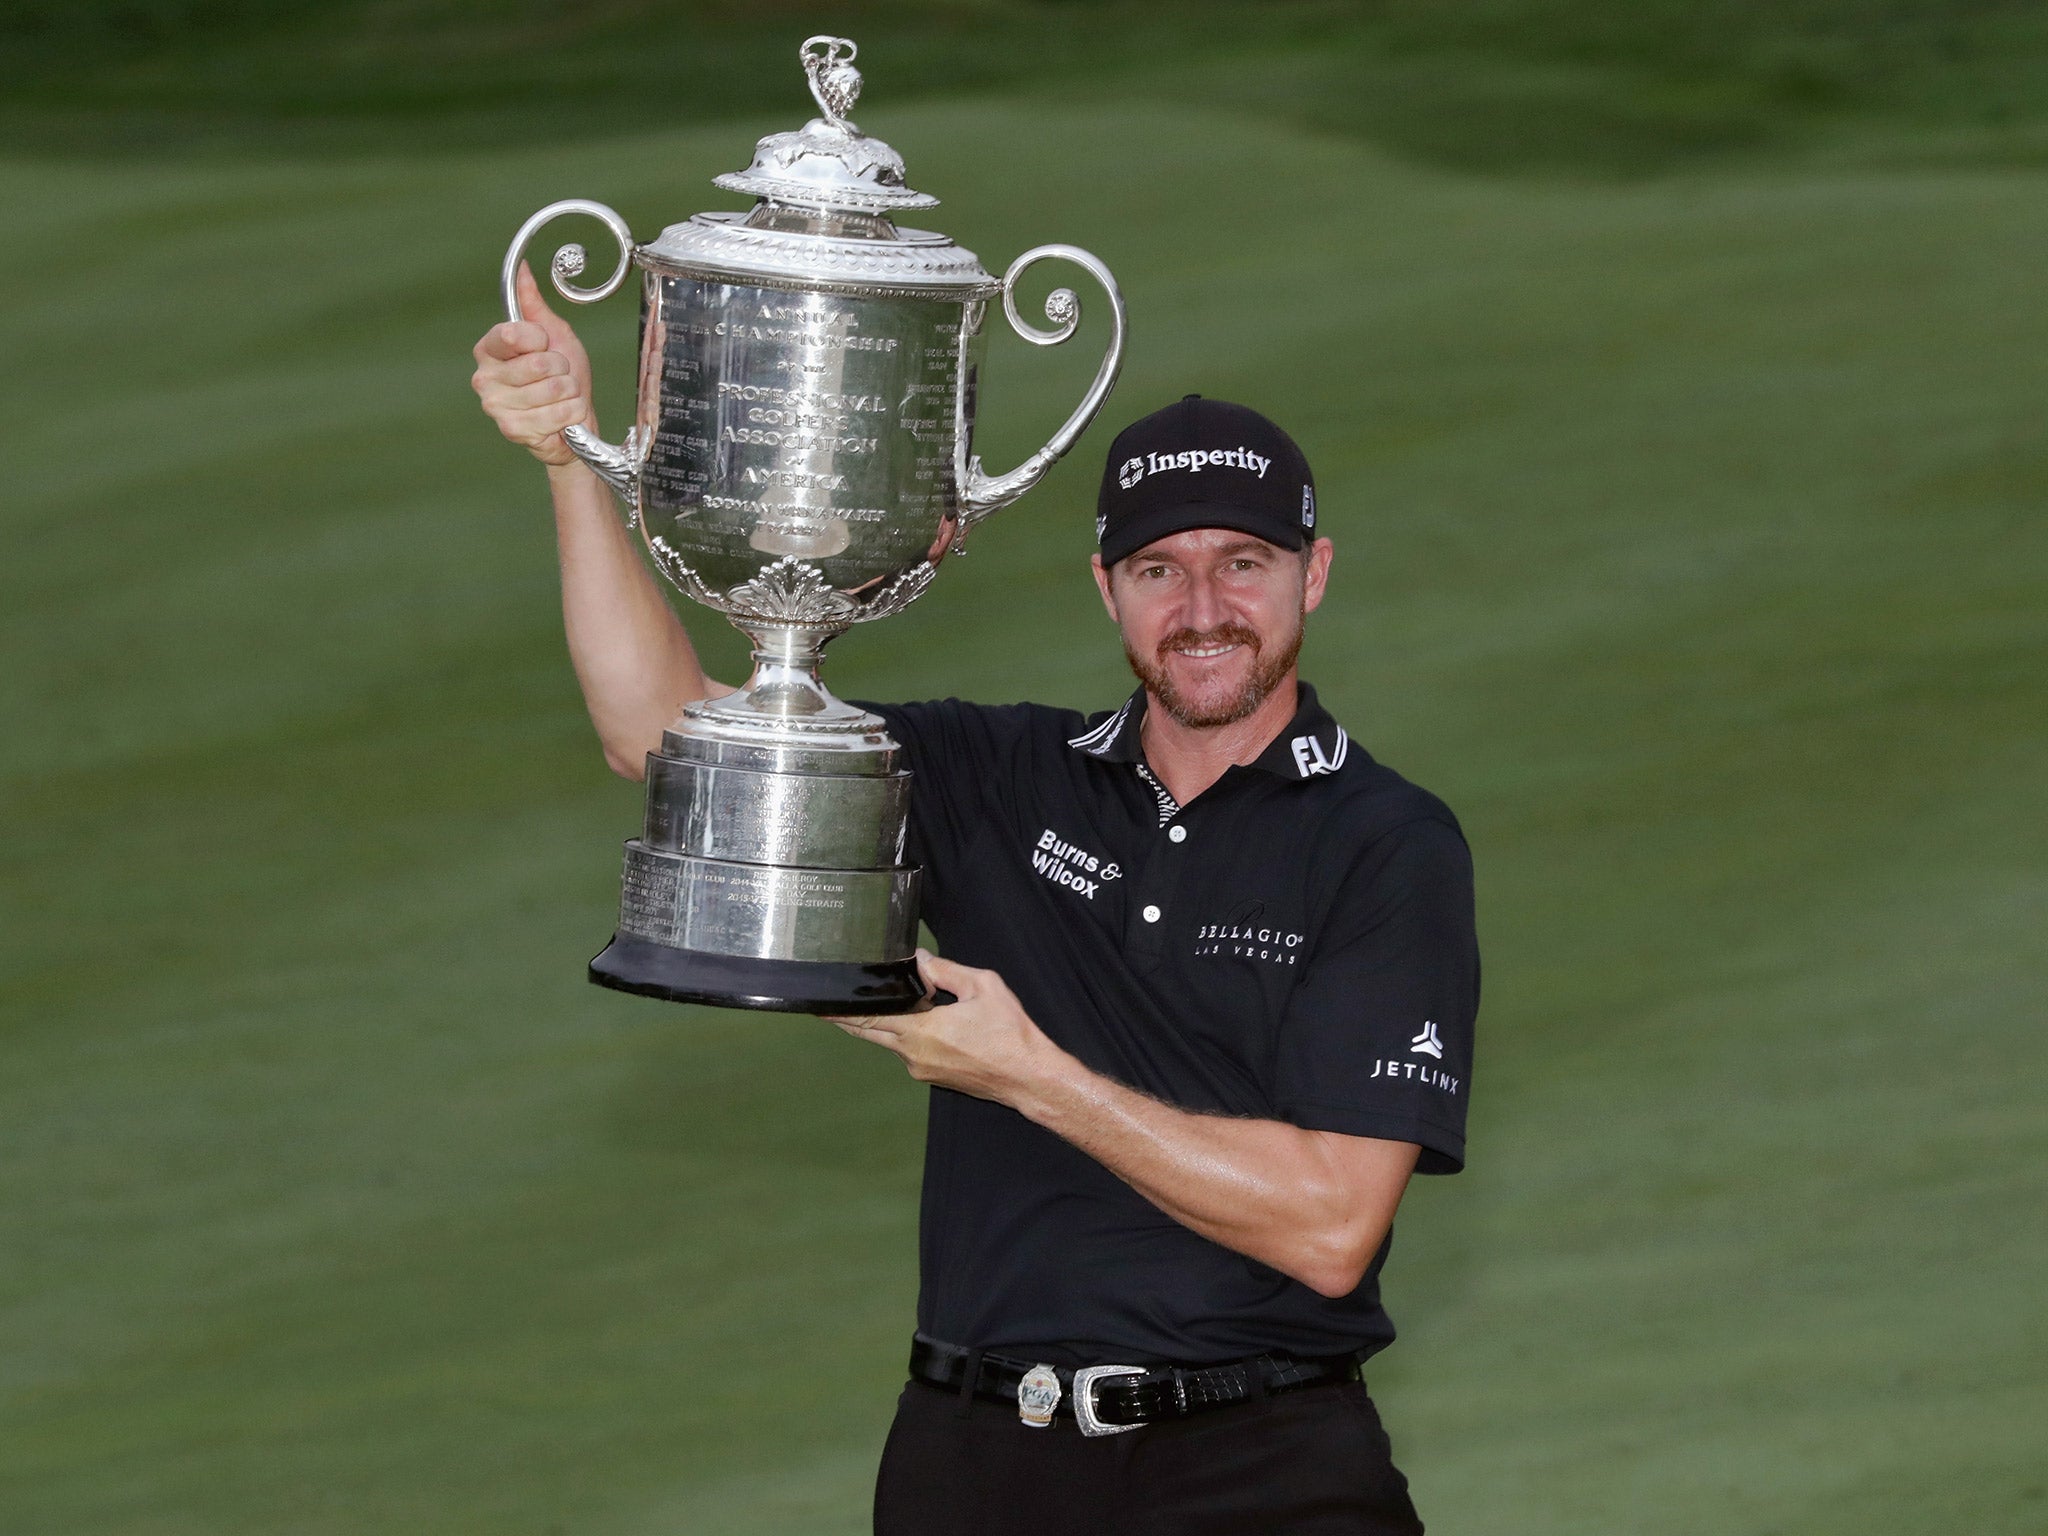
top-left (500, 36), bottom-right (1126, 1013)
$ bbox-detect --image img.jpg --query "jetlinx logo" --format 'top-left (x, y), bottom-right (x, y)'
top-left (1118, 446), bottom-right (1273, 490)
top-left (1369, 1020), bottom-right (1459, 1095)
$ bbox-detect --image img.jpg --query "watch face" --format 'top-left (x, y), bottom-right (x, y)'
top-left (1017, 1364), bottom-right (1062, 1428)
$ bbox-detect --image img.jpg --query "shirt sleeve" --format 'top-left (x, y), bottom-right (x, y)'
top-left (1272, 815), bottom-right (1479, 1174)
top-left (850, 699), bottom-right (995, 894)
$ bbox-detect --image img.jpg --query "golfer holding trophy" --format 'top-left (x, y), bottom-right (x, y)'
top-left (475, 36), bottom-right (1476, 1536)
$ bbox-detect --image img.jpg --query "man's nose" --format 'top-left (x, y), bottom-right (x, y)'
top-left (1183, 569), bottom-right (1229, 630)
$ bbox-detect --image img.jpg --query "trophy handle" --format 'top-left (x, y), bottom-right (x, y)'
top-left (500, 198), bottom-right (643, 499)
top-left (959, 244), bottom-right (1127, 525)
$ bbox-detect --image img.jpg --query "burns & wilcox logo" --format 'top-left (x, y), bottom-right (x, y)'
top-left (1031, 828), bottom-right (1117, 900)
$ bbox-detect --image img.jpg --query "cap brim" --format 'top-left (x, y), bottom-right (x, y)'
top-left (1099, 499), bottom-right (1308, 568)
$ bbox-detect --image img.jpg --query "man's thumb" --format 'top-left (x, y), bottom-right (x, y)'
top-left (916, 949), bottom-right (975, 990)
top-left (515, 261), bottom-right (560, 327)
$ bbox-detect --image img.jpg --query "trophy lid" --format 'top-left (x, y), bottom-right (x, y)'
top-left (712, 37), bottom-right (937, 214)
top-left (636, 36), bottom-right (1000, 297)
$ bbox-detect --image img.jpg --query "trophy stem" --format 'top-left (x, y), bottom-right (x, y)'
top-left (742, 622), bottom-right (838, 710)
top-left (676, 623), bottom-right (885, 744)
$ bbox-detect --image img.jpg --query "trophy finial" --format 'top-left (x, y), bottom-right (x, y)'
top-left (801, 35), bottom-right (862, 127)
top-left (714, 36), bottom-right (935, 211)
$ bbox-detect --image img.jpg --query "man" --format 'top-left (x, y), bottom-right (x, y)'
top-left (473, 267), bottom-right (1478, 1535)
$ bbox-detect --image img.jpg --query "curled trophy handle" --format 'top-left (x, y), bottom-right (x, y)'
top-left (959, 244), bottom-right (1127, 526)
top-left (500, 198), bottom-right (643, 500)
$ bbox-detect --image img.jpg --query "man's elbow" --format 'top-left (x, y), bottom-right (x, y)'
top-left (1282, 1134), bottom-right (1417, 1297)
top-left (1296, 1250), bottom-right (1373, 1300)
top-left (603, 745), bottom-right (648, 782)
top-left (1289, 1223), bottom-right (1386, 1299)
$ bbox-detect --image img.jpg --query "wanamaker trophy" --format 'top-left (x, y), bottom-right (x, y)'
top-left (499, 36), bottom-right (1127, 1014)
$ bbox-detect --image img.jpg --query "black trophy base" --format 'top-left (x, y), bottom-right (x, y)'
top-left (588, 934), bottom-right (927, 1014)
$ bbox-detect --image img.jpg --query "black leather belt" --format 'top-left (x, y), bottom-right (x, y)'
top-left (909, 1334), bottom-right (1361, 1436)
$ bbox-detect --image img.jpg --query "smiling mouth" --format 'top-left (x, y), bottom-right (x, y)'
top-left (1160, 623), bottom-right (1261, 665)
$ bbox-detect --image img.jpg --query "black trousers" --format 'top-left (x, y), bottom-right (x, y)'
top-left (873, 1378), bottom-right (1425, 1535)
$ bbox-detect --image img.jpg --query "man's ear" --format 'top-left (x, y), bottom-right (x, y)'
top-left (1090, 554), bottom-right (1120, 623)
top-left (1301, 538), bottom-right (1334, 616)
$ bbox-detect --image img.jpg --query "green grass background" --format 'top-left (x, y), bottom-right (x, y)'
top-left (3, 3), bottom-right (2045, 1532)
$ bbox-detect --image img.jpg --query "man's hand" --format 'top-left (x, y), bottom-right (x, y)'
top-left (471, 262), bottom-right (597, 467)
top-left (830, 951), bottom-right (1073, 1108)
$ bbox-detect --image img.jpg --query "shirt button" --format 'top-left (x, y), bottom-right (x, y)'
top-left (1167, 825), bottom-right (1187, 843)
top-left (1142, 905), bottom-right (1162, 924)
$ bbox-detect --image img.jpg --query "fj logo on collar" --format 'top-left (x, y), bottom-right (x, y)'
top-left (1017, 1364), bottom-right (1062, 1428)
top-left (1290, 727), bottom-right (1349, 777)
top-left (1410, 1020), bottom-right (1445, 1059)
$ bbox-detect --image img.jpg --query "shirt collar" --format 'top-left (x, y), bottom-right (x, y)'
top-left (1066, 683), bottom-right (1353, 781)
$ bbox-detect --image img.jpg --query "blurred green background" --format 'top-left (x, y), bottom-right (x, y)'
top-left (3, 2), bottom-right (2045, 1532)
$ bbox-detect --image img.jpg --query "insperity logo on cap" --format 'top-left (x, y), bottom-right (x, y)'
top-left (1095, 395), bottom-right (1316, 567)
top-left (1117, 446), bottom-right (1274, 490)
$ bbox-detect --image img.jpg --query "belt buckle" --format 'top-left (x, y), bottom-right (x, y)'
top-left (1072, 1364), bottom-right (1145, 1437)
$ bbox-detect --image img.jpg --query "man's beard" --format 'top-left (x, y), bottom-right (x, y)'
top-left (1124, 614), bottom-right (1304, 729)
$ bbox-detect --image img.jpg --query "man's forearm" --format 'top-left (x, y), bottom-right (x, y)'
top-left (832, 955), bottom-right (1421, 1300)
top-left (550, 460), bottom-right (726, 778)
top-left (1013, 1051), bottom-right (1417, 1299)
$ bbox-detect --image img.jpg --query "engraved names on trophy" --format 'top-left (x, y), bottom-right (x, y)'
top-left (619, 841), bottom-right (914, 963)
top-left (634, 275), bottom-right (972, 589)
top-left (643, 755), bottom-right (909, 869)
top-left (619, 845), bottom-right (686, 942)
top-left (701, 863), bottom-right (849, 911)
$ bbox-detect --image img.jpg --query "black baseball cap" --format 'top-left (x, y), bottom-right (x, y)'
top-left (1096, 395), bottom-right (1316, 567)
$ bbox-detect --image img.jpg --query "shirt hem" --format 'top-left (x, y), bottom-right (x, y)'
top-left (1276, 1101), bottom-right (1467, 1175)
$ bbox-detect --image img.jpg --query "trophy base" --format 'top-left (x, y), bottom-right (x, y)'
top-left (588, 934), bottom-right (927, 1014)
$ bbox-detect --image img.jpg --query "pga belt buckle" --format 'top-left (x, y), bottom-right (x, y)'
top-left (1071, 1364), bottom-right (1146, 1437)
top-left (1015, 1364), bottom-right (1062, 1429)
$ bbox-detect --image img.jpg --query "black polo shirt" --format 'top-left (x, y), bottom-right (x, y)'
top-left (860, 683), bottom-right (1478, 1367)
